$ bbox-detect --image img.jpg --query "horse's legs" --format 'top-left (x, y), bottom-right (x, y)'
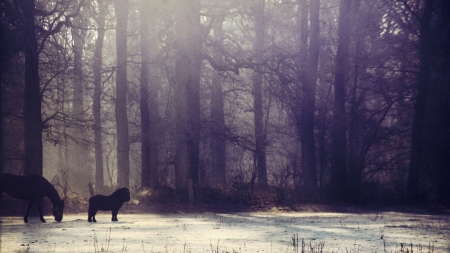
top-left (88, 207), bottom-right (97, 222)
top-left (35, 199), bottom-right (46, 222)
top-left (24, 199), bottom-right (34, 223)
top-left (88, 207), bottom-right (92, 222)
top-left (111, 209), bottom-right (118, 221)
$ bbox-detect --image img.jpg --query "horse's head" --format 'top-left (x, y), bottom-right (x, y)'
top-left (52, 200), bottom-right (65, 222)
top-left (116, 187), bottom-right (131, 202)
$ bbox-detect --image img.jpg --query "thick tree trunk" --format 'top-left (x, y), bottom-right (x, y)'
top-left (210, 18), bottom-right (227, 186)
top-left (347, 78), bottom-right (360, 197)
top-left (147, 50), bottom-right (160, 189)
top-left (140, 0), bottom-right (151, 189)
top-left (252, 0), bottom-right (268, 190)
top-left (210, 73), bottom-right (226, 186)
top-left (71, 6), bottom-right (89, 186)
top-left (407, 0), bottom-right (435, 203)
top-left (93, 0), bottom-right (107, 189)
top-left (56, 52), bottom-right (70, 179)
top-left (299, 0), bottom-right (319, 195)
top-left (174, 0), bottom-right (201, 200)
top-left (0, 23), bottom-right (3, 174)
top-left (293, 0), bottom-right (307, 193)
top-left (23, 0), bottom-right (43, 176)
top-left (114, 0), bottom-right (130, 187)
top-left (331, 0), bottom-right (352, 201)
top-left (140, 0), bottom-right (160, 189)
top-left (345, 0), bottom-right (361, 201)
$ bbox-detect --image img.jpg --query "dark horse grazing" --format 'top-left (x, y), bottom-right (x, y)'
top-left (0, 173), bottom-right (65, 223)
top-left (88, 187), bottom-right (130, 222)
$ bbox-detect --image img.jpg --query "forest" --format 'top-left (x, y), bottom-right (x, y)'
top-left (0, 0), bottom-right (449, 207)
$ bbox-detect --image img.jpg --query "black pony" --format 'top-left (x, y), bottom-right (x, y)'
top-left (88, 187), bottom-right (130, 222)
top-left (0, 173), bottom-right (65, 223)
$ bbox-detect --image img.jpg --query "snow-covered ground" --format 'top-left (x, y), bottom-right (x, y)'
top-left (1, 210), bottom-right (449, 252)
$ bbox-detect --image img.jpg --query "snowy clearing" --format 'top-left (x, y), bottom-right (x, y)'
top-left (1, 210), bottom-right (449, 252)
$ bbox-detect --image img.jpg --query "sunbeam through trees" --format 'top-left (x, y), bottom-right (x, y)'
top-left (0, 0), bottom-right (449, 205)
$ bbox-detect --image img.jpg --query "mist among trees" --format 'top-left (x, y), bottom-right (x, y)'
top-left (1, 0), bottom-right (449, 205)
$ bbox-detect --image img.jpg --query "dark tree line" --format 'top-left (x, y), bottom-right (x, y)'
top-left (1, 0), bottom-right (449, 205)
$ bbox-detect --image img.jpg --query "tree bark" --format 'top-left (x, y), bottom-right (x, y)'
top-left (140, 0), bottom-right (151, 189)
top-left (407, 0), bottom-right (435, 203)
top-left (22, 0), bottom-right (43, 176)
top-left (345, 0), bottom-right (361, 201)
top-left (331, 0), bottom-right (353, 201)
top-left (147, 17), bottom-right (160, 190)
top-left (0, 20), bottom-right (3, 174)
top-left (174, 0), bottom-right (202, 200)
top-left (299, 0), bottom-right (319, 195)
top-left (114, 0), bottom-right (130, 187)
top-left (210, 18), bottom-right (227, 186)
top-left (140, 0), bottom-right (160, 189)
top-left (252, 0), bottom-right (268, 190)
top-left (93, 0), bottom-right (107, 189)
top-left (71, 4), bottom-right (89, 185)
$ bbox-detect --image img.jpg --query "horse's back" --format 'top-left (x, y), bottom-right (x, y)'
top-left (0, 173), bottom-right (47, 200)
top-left (89, 194), bottom-right (114, 211)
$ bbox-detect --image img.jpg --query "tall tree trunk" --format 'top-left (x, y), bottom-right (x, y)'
top-left (345, 0), bottom-right (361, 201)
top-left (114, 0), bottom-right (130, 187)
top-left (331, 0), bottom-right (352, 201)
top-left (210, 18), bottom-right (227, 186)
top-left (56, 47), bottom-right (70, 177)
top-left (407, 0), bottom-right (435, 203)
top-left (299, 0), bottom-right (319, 195)
top-left (140, 0), bottom-right (160, 189)
top-left (0, 22), bottom-right (3, 174)
top-left (22, 0), bottom-right (43, 176)
top-left (347, 68), bottom-right (360, 197)
top-left (174, 0), bottom-right (201, 200)
top-left (252, 0), bottom-right (268, 190)
top-left (293, 0), bottom-right (307, 193)
top-left (147, 10), bottom-right (160, 189)
top-left (93, 0), bottom-right (107, 189)
top-left (71, 5), bottom-right (89, 186)
top-left (140, 0), bottom-right (151, 189)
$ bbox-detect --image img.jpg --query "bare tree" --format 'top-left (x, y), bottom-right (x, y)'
top-left (252, 0), bottom-right (268, 190)
top-left (22, 0), bottom-right (43, 175)
top-left (114, 0), bottom-right (130, 187)
top-left (140, 0), bottom-right (160, 189)
top-left (71, 0), bottom-right (90, 185)
top-left (209, 17), bottom-right (227, 186)
top-left (331, 0), bottom-right (353, 201)
top-left (93, 0), bottom-right (108, 189)
top-left (6, 0), bottom-right (83, 176)
top-left (173, 0), bottom-right (202, 200)
top-left (0, 14), bottom-right (4, 174)
top-left (407, 0), bottom-right (436, 203)
top-left (296, 0), bottom-right (319, 196)
top-left (140, 0), bottom-right (151, 189)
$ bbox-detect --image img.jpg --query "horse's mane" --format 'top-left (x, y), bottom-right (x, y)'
top-left (111, 187), bottom-right (128, 196)
top-left (110, 187), bottom-right (130, 202)
top-left (40, 176), bottom-right (63, 206)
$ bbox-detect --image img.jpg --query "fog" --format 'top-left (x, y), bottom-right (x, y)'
top-left (0, 0), bottom-right (449, 237)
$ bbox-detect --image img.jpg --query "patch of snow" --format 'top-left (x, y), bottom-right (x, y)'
top-left (0, 211), bottom-right (448, 252)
